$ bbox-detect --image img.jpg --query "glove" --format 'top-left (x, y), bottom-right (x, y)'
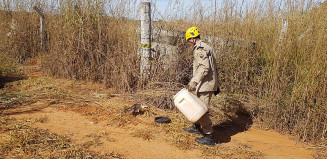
top-left (214, 87), bottom-right (220, 96)
top-left (186, 81), bottom-right (197, 92)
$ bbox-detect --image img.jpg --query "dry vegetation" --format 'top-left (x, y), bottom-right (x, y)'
top-left (0, 0), bottom-right (326, 155)
top-left (0, 115), bottom-right (123, 158)
top-left (0, 75), bottom-right (263, 158)
top-left (0, 52), bottom-right (24, 88)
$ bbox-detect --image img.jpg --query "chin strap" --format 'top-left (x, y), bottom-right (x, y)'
top-left (192, 38), bottom-right (196, 46)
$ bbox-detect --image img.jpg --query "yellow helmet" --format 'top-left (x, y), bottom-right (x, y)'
top-left (185, 27), bottom-right (200, 41)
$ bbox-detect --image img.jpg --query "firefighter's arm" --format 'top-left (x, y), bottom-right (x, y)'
top-left (190, 50), bottom-right (210, 84)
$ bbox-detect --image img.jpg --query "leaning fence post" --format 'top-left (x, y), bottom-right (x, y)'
top-left (140, 2), bottom-right (152, 78)
top-left (33, 6), bottom-right (46, 51)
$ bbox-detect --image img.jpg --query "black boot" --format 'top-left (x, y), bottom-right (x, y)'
top-left (183, 124), bottom-right (201, 135)
top-left (195, 134), bottom-right (215, 146)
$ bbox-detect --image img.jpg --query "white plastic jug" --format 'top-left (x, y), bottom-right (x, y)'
top-left (173, 88), bottom-right (208, 123)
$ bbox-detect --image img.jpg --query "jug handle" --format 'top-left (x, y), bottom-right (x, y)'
top-left (178, 98), bottom-right (184, 103)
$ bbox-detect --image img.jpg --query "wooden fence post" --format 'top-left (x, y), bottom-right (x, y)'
top-left (278, 19), bottom-right (288, 49)
top-left (140, 2), bottom-right (152, 78)
top-left (33, 6), bottom-right (46, 51)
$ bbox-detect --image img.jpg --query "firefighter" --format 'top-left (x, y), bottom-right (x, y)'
top-left (184, 27), bottom-right (219, 146)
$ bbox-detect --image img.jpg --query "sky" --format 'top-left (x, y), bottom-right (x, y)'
top-left (0, 0), bottom-right (325, 20)
top-left (136, 0), bottom-right (325, 20)
top-left (140, 0), bottom-right (230, 20)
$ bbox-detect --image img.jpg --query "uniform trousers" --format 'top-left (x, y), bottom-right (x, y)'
top-left (195, 91), bottom-right (214, 135)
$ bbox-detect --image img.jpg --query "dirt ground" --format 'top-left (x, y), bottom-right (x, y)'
top-left (3, 105), bottom-right (314, 159)
top-left (0, 62), bottom-right (321, 159)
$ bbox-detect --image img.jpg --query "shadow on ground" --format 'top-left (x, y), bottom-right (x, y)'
top-left (213, 110), bottom-right (253, 144)
top-left (0, 76), bottom-right (25, 88)
top-left (1, 106), bottom-right (49, 116)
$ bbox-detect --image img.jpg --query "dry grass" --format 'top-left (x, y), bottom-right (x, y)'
top-left (34, 115), bottom-right (49, 123)
top-left (131, 129), bottom-right (155, 141)
top-left (134, 89), bottom-right (176, 109)
top-left (41, 2), bottom-right (140, 92)
top-left (200, 141), bottom-right (264, 159)
top-left (108, 115), bottom-right (135, 127)
top-left (0, 116), bottom-right (123, 159)
top-left (0, 77), bottom-right (85, 110)
top-left (0, 52), bottom-right (23, 77)
top-left (0, 52), bottom-right (25, 88)
top-left (0, 10), bottom-right (39, 63)
top-left (0, 77), bottom-right (127, 158)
